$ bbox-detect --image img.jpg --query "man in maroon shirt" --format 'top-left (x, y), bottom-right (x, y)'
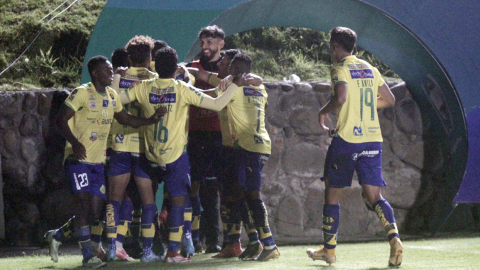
top-left (186, 25), bottom-right (225, 253)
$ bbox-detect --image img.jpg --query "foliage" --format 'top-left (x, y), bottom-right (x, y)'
top-left (0, 0), bottom-right (107, 89)
top-left (225, 26), bottom-right (398, 81)
top-left (0, 2), bottom-right (397, 90)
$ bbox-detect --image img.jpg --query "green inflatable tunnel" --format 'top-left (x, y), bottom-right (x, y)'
top-left (82, 0), bottom-right (480, 234)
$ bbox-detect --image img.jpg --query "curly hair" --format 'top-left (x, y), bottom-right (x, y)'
top-left (154, 46), bottom-right (178, 78)
top-left (125, 35), bottom-right (154, 65)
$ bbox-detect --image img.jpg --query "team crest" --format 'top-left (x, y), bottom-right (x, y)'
top-left (103, 100), bottom-right (109, 107)
top-left (90, 102), bottom-right (96, 108)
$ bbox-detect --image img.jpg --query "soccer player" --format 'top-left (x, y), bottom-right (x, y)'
top-left (306, 26), bottom-right (403, 267)
top-left (186, 49), bottom-right (264, 260)
top-left (217, 52), bottom-right (280, 261)
top-left (44, 48), bottom-right (131, 264)
top-left (185, 25), bottom-right (225, 254)
top-left (105, 35), bottom-right (162, 263)
top-left (113, 46), bottom-right (238, 263)
top-left (56, 55), bottom-right (165, 268)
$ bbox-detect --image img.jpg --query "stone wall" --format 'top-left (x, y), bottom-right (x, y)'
top-left (0, 83), bottom-right (478, 246)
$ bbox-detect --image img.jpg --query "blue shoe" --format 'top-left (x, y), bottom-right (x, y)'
top-left (106, 248), bottom-right (116, 262)
top-left (141, 249), bottom-right (161, 263)
top-left (181, 234), bottom-right (195, 258)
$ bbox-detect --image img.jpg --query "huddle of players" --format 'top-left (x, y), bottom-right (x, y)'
top-left (46, 25), bottom-right (279, 267)
top-left (47, 24), bottom-right (403, 268)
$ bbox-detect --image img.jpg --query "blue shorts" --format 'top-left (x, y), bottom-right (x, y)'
top-left (188, 131), bottom-right (223, 182)
top-left (107, 151), bottom-right (150, 178)
top-left (234, 148), bottom-right (269, 192)
top-left (64, 160), bottom-right (107, 200)
top-left (140, 153), bottom-right (191, 197)
top-left (322, 136), bottom-right (386, 188)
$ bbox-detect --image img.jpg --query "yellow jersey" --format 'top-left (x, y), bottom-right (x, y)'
top-left (64, 83), bottom-right (123, 164)
top-left (123, 78), bottom-right (209, 164)
top-left (332, 55), bottom-right (385, 143)
top-left (110, 67), bottom-right (158, 153)
top-left (224, 84), bottom-right (271, 154)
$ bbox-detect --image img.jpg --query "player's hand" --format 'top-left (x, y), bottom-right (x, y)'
top-left (318, 112), bottom-right (331, 132)
top-left (149, 107), bottom-right (168, 123)
top-left (236, 73), bottom-right (250, 87)
top-left (218, 75), bottom-right (233, 92)
top-left (245, 73), bottom-right (262, 86)
top-left (176, 64), bottom-right (186, 75)
top-left (114, 66), bottom-right (128, 77)
top-left (71, 141), bottom-right (87, 160)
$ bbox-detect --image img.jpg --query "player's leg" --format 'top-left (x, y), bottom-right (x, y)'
top-left (213, 150), bottom-right (244, 259)
top-left (133, 154), bottom-right (162, 263)
top-left (105, 151), bottom-right (133, 261)
top-left (189, 182), bottom-right (202, 253)
top-left (66, 162), bottom-right (106, 268)
top-left (357, 142), bottom-right (403, 266)
top-left (44, 216), bottom-right (75, 262)
top-left (238, 197), bottom-right (262, 260)
top-left (115, 195), bottom-right (135, 261)
top-left (239, 150), bottom-right (279, 262)
top-left (306, 136), bottom-right (354, 265)
top-left (181, 195), bottom-right (195, 257)
top-left (163, 153), bottom-right (192, 263)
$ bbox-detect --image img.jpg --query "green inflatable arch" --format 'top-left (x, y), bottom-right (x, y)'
top-left (83, 0), bottom-right (478, 233)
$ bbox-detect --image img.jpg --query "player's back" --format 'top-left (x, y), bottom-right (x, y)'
top-left (226, 84), bottom-right (271, 155)
top-left (332, 55), bottom-right (385, 143)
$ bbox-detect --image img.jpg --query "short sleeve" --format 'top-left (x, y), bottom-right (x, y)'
top-left (178, 81), bottom-right (206, 107)
top-left (64, 87), bottom-right (87, 111)
top-left (373, 67), bottom-right (385, 87)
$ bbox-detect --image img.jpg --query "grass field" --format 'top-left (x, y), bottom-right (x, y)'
top-left (1, 234), bottom-right (479, 270)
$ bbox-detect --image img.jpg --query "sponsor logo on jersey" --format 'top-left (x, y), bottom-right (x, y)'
top-left (119, 78), bottom-right (135, 89)
top-left (99, 133), bottom-right (107, 140)
top-left (352, 150), bottom-right (380, 160)
top-left (348, 63), bottom-right (369, 69)
top-left (102, 109), bottom-right (108, 117)
top-left (149, 93), bottom-right (176, 104)
top-left (97, 119), bottom-right (112, 125)
top-left (243, 87), bottom-right (264, 97)
top-left (103, 100), bottom-right (109, 107)
top-left (353, 126), bottom-right (363, 136)
top-left (112, 101), bottom-right (116, 107)
top-left (350, 69), bottom-right (374, 79)
top-left (115, 134), bottom-right (124, 143)
top-left (87, 117), bottom-right (96, 123)
top-left (90, 132), bottom-right (98, 141)
top-left (152, 87), bottom-right (174, 94)
top-left (69, 89), bottom-right (78, 101)
top-left (90, 102), bottom-right (96, 108)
